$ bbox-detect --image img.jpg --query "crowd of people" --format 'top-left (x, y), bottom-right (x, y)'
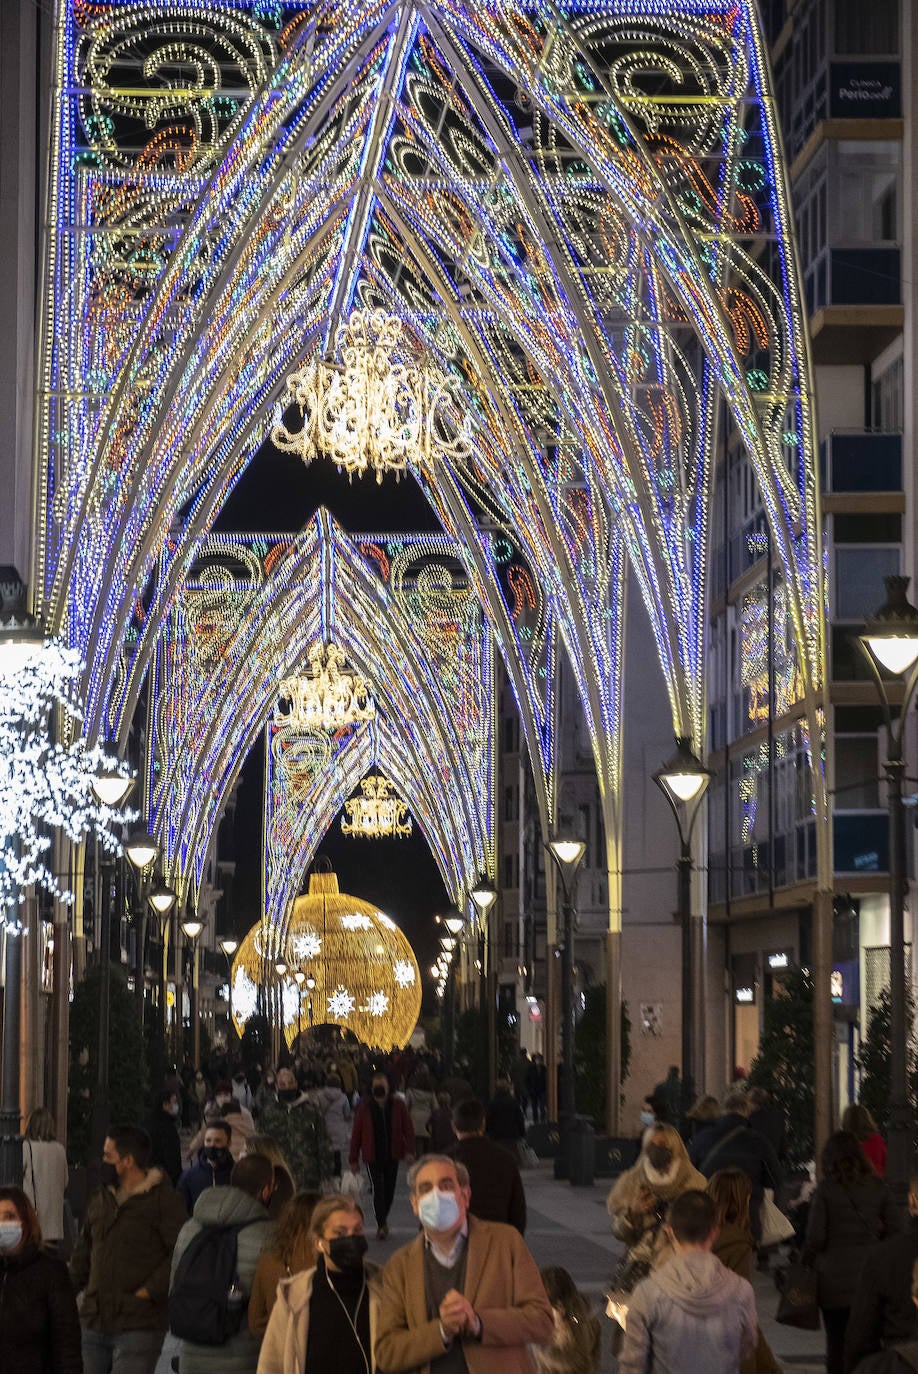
top-left (5, 1047), bottom-right (918, 1374)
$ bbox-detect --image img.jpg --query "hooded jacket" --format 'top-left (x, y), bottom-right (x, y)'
top-left (169, 1184), bottom-right (275, 1374)
top-left (311, 1085), bottom-right (352, 1155)
top-left (256, 1263), bottom-right (382, 1374)
top-left (260, 1093), bottom-right (334, 1192)
top-left (70, 1166), bottom-right (187, 1333)
top-left (617, 1250), bottom-right (757, 1374)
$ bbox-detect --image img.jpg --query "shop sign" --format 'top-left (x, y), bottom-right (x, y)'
top-left (735, 985), bottom-right (755, 1005)
top-left (830, 62), bottom-right (901, 119)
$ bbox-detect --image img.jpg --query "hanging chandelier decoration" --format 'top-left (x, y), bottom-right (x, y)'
top-left (276, 641), bottom-right (375, 733)
top-left (341, 774), bottom-right (412, 840)
top-left (271, 308), bottom-right (473, 484)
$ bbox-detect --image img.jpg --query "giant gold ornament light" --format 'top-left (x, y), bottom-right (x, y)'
top-left (230, 869), bottom-right (421, 1050)
top-left (271, 308), bottom-right (472, 484)
top-left (276, 641), bottom-right (375, 733)
top-left (341, 774), bottom-right (412, 840)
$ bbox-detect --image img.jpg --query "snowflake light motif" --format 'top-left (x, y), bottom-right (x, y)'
top-left (393, 960), bottom-right (415, 988)
top-left (378, 913), bottom-right (396, 930)
top-left (290, 929), bottom-right (322, 960)
top-left (367, 991), bottom-right (389, 1017)
top-left (327, 986), bottom-right (355, 1018)
top-left (340, 912), bottom-right (372, 931)
top-left (232, 967), bottom-right (259, 1024)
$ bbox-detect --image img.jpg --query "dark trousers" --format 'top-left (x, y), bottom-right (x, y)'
top-left (368, 1161), bottom-right (399, 1227)
top-left (821, 1305), bottom-right (850, 1374)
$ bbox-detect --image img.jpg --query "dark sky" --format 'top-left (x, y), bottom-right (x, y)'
top-left (218, 437), bottom-right (451, 1004)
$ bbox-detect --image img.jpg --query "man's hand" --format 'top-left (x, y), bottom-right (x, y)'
top-left (134, 1286), bottom-right (151, 1300)
top-left (439, 1289), bottom-right (478, 1338)
top-left (634, 1187), bottom-right (657, 1214)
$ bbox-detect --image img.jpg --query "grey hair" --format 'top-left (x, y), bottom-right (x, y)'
top-left (407, 1154), bottom-right (470, 1193)
top-left (723, 1090), bottom-right (750, 1115)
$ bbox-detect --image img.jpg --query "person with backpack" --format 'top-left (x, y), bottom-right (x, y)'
top-left (169, 1153), bottom-right (276, 1374)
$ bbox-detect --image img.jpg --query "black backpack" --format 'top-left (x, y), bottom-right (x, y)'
top-left (168, 1218), bottom-right (259, 1346)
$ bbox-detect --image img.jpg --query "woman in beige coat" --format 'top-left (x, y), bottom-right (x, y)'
top-left (606, 1123), bottom-right (706, 1271)
top-left (257, 1193), bottom-right (380, 1374)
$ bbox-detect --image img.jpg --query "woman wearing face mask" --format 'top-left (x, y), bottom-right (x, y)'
top-left (256, 1193), bottom-right (380, 1374)
top-left (0, 1186), bottom-right (82, 1374)
top-left (187, 1081), bottom-right (256, 1161)
top-left (606, 1123), bottom-right (706, 1272)
top-left (248, 1191), bottom-right (320, 1336)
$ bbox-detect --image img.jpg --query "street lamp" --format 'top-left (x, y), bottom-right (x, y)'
top-left (653, 736), bottom-right (711, 1118)
top-left (546, 838), bottom-right (587, 1141)
top-left (181, 918), bottom-right (204, 1068)
top-left (293, 969), bottom-right (306, 1046)
top-left (470, 875), bottom-right (497, 1096)
top-left (124, 828), bottom-right (159, 1016)
top-left (857, 575), bottom-right (918, 1201)
top-left (148, 880), bottom-right (176, 1077)
top-left (89, 763), bottom-right (134, 809)
top-left (218, 937), bottom-right (238, 1044)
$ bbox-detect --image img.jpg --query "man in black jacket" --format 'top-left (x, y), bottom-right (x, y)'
top-left (146, 1090), bottom-right (182, 1185)
top-left (691, 1092), bottom-right (783, 1238)
top-left (447, 1098), bottom-right (527, 1234)
top-left (844, 1176), bottom-right (918, 1372)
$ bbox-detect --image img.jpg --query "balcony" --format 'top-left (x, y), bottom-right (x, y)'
top-left (834, 812), bottom-right (889, 875)
top-left (819, 431), bottom-right (902, 494)
top-left (806, 247), bottom-right (903, 363)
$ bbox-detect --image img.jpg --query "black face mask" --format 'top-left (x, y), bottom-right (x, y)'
top-left (277, 1087), bottom-right (299, 1104)
top-left (327, 1235), bottom-right (368, 1272)
top-left (372, 1087), bottom-right (387, 1100)
top-left (204, 1146), bottom-right (230, 1165)
top-left (100, 1161), bottom-right (120, 1189)
top-left (646, 1144), bottom-right (673, 1172)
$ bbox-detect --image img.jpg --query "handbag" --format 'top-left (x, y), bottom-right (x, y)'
top-left (759, 1188), bottom-right (795, 1248)
top-left (339, 1168), bottom-right (365, 1199)
top-left (775, 1260), bottom-right (820, 1329)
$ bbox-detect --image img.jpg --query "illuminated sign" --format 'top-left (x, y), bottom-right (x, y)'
top-left (767, 951), bottom-right (790, 970)
top-left (735, 985), bottom-right (755, 1005)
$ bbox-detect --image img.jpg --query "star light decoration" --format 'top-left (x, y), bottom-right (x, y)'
top-left (366, 991), bottom-right (389, 1017)
top-left (290, 929), bottom-right (322, 961)
top-left (276, 641), bottom-right (375, 734)
top-left (0, 638), bottom-right (135, 924)
top-left (327, 986), bottom-right (355, 1018)
top-left (341, 774), bottom-right (412, 840)
top-left (393, 960), bottom-right (415, 988)
top-left (271, 308), bottom-right (472, 484)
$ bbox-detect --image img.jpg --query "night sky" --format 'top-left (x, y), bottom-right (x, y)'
top-left (215, 438), bottom-right (452, 1006)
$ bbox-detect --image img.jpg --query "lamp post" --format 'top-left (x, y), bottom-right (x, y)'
top-left (653, 736), bottom-right (712, 1120)
top-left (148, 879), bottom-right (176, 1081)
top-left (124, 828), bottom-right (159, 1018)
top-left (293, 970), bottom-right (306, 1048)
top-left (181, 918), bottom-right (203, 1068)
top-left (470, 876), bottom-right (497, 1097)
top-left (219, 938), bottom-right (238, 1045)
top-left (856, 575), bottom-right (918, 1202)
top-left (546, 838), bottom-right (587, 1172)
top-left (0, 601), bottom-right (46, 1183)
top-left (305, 973), bottom-right (315, 1028)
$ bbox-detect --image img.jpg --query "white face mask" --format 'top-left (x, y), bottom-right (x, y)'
top-left (0, 1221), bottom-right (23, 1253)
top-left (417, 1188), bottom-right (461, 1233)
top-left (640, 1111), bottom-right (655, 1128)
top-left (167, 1102), bottom-right (181, 1117)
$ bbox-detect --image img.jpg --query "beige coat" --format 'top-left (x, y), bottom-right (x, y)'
top-left (374, 1216), bottom-right (554, 1374)
top-left (606, 1129), bottom-right (706, 1270)
top-left (256, 1264), bottom-right (381, 1374)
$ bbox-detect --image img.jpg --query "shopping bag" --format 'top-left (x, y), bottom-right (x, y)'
top-left (760, 1188), bottom-right (795, 1247)
top-left (340, 1168), bottom-right (365, 1199)
top-left (775, 1261), bottom-right (819, 1329)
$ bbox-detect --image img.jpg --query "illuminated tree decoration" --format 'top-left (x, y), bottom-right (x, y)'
top-left (341, 774), bottom-right (412, 839)
top-left (229, 869), bottom-right (422, 1049)
top-left (277, 641), bottom-right (375, 733)
top-left (0, 639), bottom-right (135, 919)
top-left (271, 308), bottom-right (473, 483)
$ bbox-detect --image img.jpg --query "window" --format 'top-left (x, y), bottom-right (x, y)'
top-left (834, 547), bottom-right (900, 620)
top-left (872, 354), bottom-right (904, 431)
top-left (833, 513), bottom-right (901, 543)
top-left (834, 142), bottom-right (901, 246)
top-left (834, 736), bottom-right (879, 809)
top-left (835, 0), bottom-right (898, 54)
top-left (504, 786), bottom-right (517, 823)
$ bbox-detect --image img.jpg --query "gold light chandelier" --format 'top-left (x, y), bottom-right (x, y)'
top-left (271, 308), bottom-right (472, 483)
top-left (277, 641), bottom-right (375, 733)
top-left (341, 774), bottom-right (412, 840)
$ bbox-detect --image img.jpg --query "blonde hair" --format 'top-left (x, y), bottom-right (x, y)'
top-left (707, 1168), bottom-right (751, 1228)
top-left (308, 1193), bottom-right (364, 1239)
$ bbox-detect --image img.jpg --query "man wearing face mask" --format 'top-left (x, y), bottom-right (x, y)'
top-left (177, 1121), bottom-right (235, 1213)
top-left (349, 1072), bottom-right (415, 1241)
top-left (188, 1081), bottom-right (256, 1161)
top-left (147, 1089), bottom-right (183, 1185)
top-left (70, 1125), bottom-right (187, 1374)
top-left (257, 1193), bottom-right (381, 1374)
top-left (169, 1154), bottom-right (276, 1374)
top-left (260, 1067), bottom-right (334, 1193)
top-left (375, 1155), bottom-right (553, 1372)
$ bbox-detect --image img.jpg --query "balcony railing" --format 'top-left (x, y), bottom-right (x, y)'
top-left (819, 430), bottom-right (902, 493)
top-left (805, 246), bottom-right (901, 314)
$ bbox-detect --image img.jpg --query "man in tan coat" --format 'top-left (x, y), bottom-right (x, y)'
top-left (374, 1155), bottom-right (553, 1373)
